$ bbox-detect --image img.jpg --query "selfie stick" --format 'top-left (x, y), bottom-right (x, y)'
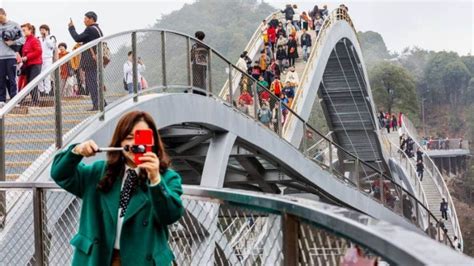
top-left (96, 145), bottom-right (131, 153)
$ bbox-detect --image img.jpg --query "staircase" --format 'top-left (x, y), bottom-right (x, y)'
top-left (318, 40), bottom-right (382, 164)
top-left (3, 93), bottom-right (126, 181)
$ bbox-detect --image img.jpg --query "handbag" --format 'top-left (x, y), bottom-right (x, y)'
top-left (141, 77), bottom-right (148, 89)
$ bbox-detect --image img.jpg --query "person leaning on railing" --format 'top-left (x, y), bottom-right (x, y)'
top-left (50, 111), bottom-right (184, 266)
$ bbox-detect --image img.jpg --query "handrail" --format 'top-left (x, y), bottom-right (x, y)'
top-left (380, 133), bottom-right (430, 226)
top-left (282, 8), bottom-right (356, 136)
top-left (401, 115), bottom-right (462, 249)
top-left (218, 11), bottom-right (284, 99)
top-left (0, 182), bottom-right (471, 265)
top-left (0, 9), bottom-right (453, 248)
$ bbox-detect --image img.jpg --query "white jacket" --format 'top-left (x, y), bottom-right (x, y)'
top-left (285, 71), bottom-right (300, 85)
top-left (123, 61), bottom-right (146, 84)
top-left (39, 35), bottom-right (56, 60)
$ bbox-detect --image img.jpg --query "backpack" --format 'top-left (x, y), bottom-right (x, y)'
top-left (259, 108), bottom-right (271, 124)
top-left (191, 43), bottom-right (208, 66)
top-left (91, 26), bottom-right (111, 66)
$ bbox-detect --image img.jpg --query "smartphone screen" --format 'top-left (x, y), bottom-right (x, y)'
top-left (134, 129), bottom-right (154, 165)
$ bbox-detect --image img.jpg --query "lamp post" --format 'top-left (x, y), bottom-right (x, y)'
top-left (421, 97), bottom-right (426, 137)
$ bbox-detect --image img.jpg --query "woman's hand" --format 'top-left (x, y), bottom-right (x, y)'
top-left (138, 152), bottom-right (161, 185)
top-left (72, 140), bottom-right (99, 157)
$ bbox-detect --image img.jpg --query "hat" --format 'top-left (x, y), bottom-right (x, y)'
top-left (85, 11), bottom-right (98, 22)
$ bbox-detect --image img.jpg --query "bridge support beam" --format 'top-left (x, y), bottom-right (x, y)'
top-left (200, 132), bottom-right (237, 188)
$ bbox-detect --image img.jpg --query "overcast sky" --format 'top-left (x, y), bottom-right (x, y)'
top-left (1, 0), bottom-right (472, 56)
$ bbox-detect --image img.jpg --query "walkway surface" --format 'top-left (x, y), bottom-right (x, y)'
top-left (384, 131), bottom-right (454, 240)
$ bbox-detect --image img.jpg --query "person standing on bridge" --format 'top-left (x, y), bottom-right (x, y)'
top-left (190, 31), bottom-right (208, 95)
top-left (313, 14), bottom-right (324, 37)
top-left (50, 111), bottom-right (184, 266)
top-left (0, 8), bottom-right (24, 108)
top-left (287, 35), bottom-right (298, 67)
top-left (281, 4), bottom-right (295, 25)
top-left (20, 23), bottom-right (43, 106)
top-left (440, 198), bottom-right (448, 220)
top-left (416, 160), bottom-right (424, 181)
top-left (38, 24), bottom-right (57, 97)
top-left (300, 28), bottom-right (312, 62)
top-left (68, 11), bottom-right (104, 111)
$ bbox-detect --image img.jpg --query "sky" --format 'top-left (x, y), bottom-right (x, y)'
top-left (1, 0), bottom-right (472, 56)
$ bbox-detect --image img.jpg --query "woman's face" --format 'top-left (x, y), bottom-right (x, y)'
top-left (21, 27), bottom-right (31, 37)
top-left (121, 120), bottom-right (151, 166)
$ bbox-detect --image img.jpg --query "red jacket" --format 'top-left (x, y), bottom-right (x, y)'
top-left (22, 35), bottom-right (43, 67)
top-left (268, 27), bottom-right (276, 43)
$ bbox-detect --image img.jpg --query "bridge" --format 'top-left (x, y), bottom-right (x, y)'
top-left (0, 7), bottom-right (471, 265)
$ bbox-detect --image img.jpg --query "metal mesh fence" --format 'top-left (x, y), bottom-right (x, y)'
top-left (0, 188), bottom-right (393, 265)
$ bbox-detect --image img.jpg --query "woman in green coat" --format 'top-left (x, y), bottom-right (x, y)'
top-left (51, 111), bottom-right (184, 266)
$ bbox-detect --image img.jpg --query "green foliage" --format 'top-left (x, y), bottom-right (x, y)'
top-left (154, 0), bottom-right (275, 60)
top-left (368, 61), bottom-right (419, 118)
top-left (104, 0), bottom-right (275, 92)
top-left (424, 52), bottom-right (472, 106)
top-left (357, 31), bottom-right (391, 67)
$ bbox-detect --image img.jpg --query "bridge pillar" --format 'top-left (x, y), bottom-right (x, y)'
top-left (200, 132), bottom-right (237, 188)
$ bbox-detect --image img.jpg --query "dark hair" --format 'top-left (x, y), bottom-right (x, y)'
top-left (0, 8), bottom-right (6, 15)
top-left (39, 24), bottom-right (50, 33)
top-left (21, 23), bottom-right (34, 34)
top-left (97, 111), bottom-right (171, 192)
top-left (85, 11), bottom-right (98, 22)
top-left (58, 42), bottom-right (67, 49)
top-left (194, 31), bottom-right (205, 41)
top-left (128, 51), bottom-right (133, 56)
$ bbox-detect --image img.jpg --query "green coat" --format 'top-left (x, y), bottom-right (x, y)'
top-left (51, 144), bottom-right (184, 266)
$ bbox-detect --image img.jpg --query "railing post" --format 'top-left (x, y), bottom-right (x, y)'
top-left (0, 116), bottom-right (4, 227)
top-left (329, 144), bottom-right (333, 174)
top-left (355, 159), bottom-right (360, 189)
top-left (97, 42), bottom-right (105, 121)
top-left (228, 63), bottom-right (234, 105)
top-left (302, 123), bottom-right (308, 156)
top-left (380, 175), bottom-right (385, 204)
top-left (252, 83), bottom-right (258, 119)
top-left (207, 51), bottom-right (212, 95)
top-left (161, 31), bottom-right (167, 91)
top-left (282, 213), bottom-right (299, 266)
top-left (132, 32), bottom-right (138, 102)
top-left (186, 37), bottom-right (193, 92)
top-left (53, 68), bottom-right (62, 149)
top-left (277, 101), bottom-right (282, 137)
top-left (33, 187), bottom-right (45, 266)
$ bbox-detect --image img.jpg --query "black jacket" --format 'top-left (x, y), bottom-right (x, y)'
top-left (287, 39), bottom-right (298, 58)
top-left (276, 49), bottom-right (287, 60)
top-left (269, 19), bottom-right (279, 29)
top-left (281, 7), bottom-right (295, 21)
top-left (416, 162), bottom-right (424, 172)
top-left (300, 33), bottom-right (312, 47)
top-left (68, 24), bottom-right (103, 67)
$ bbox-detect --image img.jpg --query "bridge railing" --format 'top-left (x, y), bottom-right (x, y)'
top-left (380, 133), bottom-right (430, 227)
top-left (282, 7), bottom-right (355, 138)
top-left (401, 115), bottom-right (463, 249)
top-left (1, 182), bottom-right (470, 266)
top-left (0, 26), bottom-right (453, 247)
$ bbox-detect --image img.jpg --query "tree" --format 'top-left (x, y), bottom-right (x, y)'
top-left (424, 52), bottom-right (471, 106)
top-left (369, 62), bottom-right (419, 118)
top-left (357, 31), bottom-right (391, 68)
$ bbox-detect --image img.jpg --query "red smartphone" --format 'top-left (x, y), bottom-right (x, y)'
top-left (134, 129), bottom-right (154, 165)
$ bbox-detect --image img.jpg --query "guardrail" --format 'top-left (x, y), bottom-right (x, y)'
top-left (380, 133), bottom-right (430, 228)
top-left (1, 182), bottom-right (471, 265)
top-left (0, 9), bottom-right (454, 248)
top-left (401, 115), bottom-right (463, 250)
top-left (282, 8), bottom-right (355, 138)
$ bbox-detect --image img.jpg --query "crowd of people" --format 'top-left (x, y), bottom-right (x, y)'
top-left (420, 136), bottom-right (466, 150)
top-left (0, 9), bottom-right (109, 110)
top-left (229, 3), bottom-right (335, 132)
